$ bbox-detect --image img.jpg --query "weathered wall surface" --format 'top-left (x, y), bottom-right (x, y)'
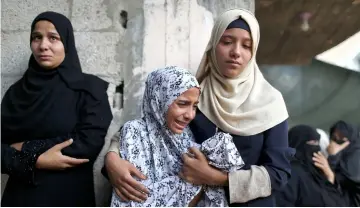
top-left (121, 0), bottom-right (254, 123)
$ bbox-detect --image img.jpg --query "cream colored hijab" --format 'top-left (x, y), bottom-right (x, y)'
top-left (196, 9), bottom-right (288, 136)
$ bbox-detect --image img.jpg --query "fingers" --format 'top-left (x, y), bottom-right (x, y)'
top-left (314, 162), bottom-right (324, 168)
top-left (179, 171), bottom-right (193, 183)
top-left (182, 153), bottom-right (196, 168)
top-left (128, 164), bottom-right (149, 194)
top-left (52, 156), bottom-right (89, 170)
top-left (115, 188), bottom-right (130, 202)
top-left (313, 152), bottom-right (330, 171)
top-left (313, 152), bottom-right (325, 161)
top-left (312, 156), bottom-right (323, 164)
top-left (63, 155), bottom-right (89, 165)
top-left (339, 140), bottom-right (350, 149)
top-left (127, 175), bottom-right (149, 195)
top-left (123, 182), bottom-right (148, 201)
top-left (313, 152), bottom-right (325, 159)
top-left (119, 186), bottom-right (145, 203)
top-left (182, 152), bottom-right (190, 163)
top-left (129, 165), bottom-right (147, 181)
top-left (317, 151), bottom-right (324, 156)
top-left (54, 139), bottom-right (73, 150)
top-left (188, 147), bottom-right (206, 160)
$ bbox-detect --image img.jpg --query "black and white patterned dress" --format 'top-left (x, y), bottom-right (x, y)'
top-left (110, 66), bottom-right (244, 207)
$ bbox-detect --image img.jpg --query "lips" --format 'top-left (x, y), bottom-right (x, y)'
top-left (175, 120), bottom-right (188, 129)
top-left (38, 55), bottom-right (52, 60)
top-left (226, 60), bottom-right (241, 65)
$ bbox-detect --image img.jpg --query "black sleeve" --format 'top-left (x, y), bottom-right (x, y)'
top-left (261, 120), bottom-right (295, 191)
top-left (328, 153), bottom-right (341, 170)
top-left (22, 91), bottom-right (113, 162)
top-left (1, 143), bottom-right (44, 185)
top-left (101, 165), bottom-right (110, 180)
top-left (275, 164), bottom-right (300, 207)
top-left (334, 150), bottom-right (360, 206)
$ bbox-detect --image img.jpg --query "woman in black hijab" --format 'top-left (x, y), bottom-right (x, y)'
top-left (275, 125), bottom-right (349, 207)
top-left (327, 120), bottom-right (360, 206)
top-left (1, 11), bottom-right (112, 206)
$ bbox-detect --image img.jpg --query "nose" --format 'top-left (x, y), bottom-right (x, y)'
top-left (230, 43), bottom-right (241, 58)
top-left (183, 107), bottom-right (196, 121)
top-left (39, 38), bottom-right (50, 51)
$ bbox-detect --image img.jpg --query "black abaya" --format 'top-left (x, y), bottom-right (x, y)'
top-left (1, 11), bottom-right (112, 206)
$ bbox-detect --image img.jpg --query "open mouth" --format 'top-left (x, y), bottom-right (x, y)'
top-left (175, 120), bottom-right (188, 129)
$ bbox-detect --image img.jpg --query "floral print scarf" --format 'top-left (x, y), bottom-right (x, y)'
top-left (111, 66), bottom-right (244, 207)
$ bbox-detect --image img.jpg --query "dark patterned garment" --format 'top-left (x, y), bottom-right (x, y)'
top-left (110, 66), bottom-right (244, 207)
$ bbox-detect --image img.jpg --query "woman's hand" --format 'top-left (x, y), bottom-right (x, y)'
top-left (36, 139), bottom-right (89, 170)
top-left (327, 139), bottom-right (350, 156)
top-left (313, 151), bottom-right (335, 184)
top-left (10, 142), bottom-right (24, 151)
top-left (105, 152), bottom-right (149, 202)
top-left (188, 188), bottom-right (203, 207)
top-left (180, 147), bottom-right (228, 186)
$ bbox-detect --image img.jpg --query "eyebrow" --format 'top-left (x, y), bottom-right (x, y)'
top-left (221, 35), bottom-right (252, 42)
top-left (221, 35), bottom-right (235, 39)
top-left (31, 31), bottom-right (60, 36)
top-left (243, 37), bottom-right (252, 42)
top-left (177, 100), bottom-right (199, 104)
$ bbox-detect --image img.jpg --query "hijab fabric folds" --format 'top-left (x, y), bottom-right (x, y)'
top-left (111, 66), bottom-right (244, 207)
top-left (1, 11), bottom-right (112, 207)
top-left (196, 9), bottom-right (288, 136)
top-left (1, 11), bottom-right (108, 140)
top-left (288, 125), bottom-right (348, 206)
top-left (329, 121), bottom-right (360, 206)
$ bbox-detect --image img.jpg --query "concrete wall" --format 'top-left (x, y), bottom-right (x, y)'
top-left (121, 0), bottom-right (254, 123)
top-left (1, 0), bottom-right (254, 205)
top-left (1, 0), bottom-right (127, 104)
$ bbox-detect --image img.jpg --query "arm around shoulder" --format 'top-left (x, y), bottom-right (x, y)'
top-left (228, 120), bottom-right (294, 203)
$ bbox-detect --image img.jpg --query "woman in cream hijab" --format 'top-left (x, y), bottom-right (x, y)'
top-left (104, 9), bottom-right (293, 206)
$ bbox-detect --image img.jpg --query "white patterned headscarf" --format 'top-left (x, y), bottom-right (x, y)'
top-left (142, 66), bottom-right (200, 155)
top-left (111, 66), bottom-right (244, 207)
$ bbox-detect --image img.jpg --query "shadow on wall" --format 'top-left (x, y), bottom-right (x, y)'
top-left (121, 68), bottom-right (148, 121)
top-left (261, 60), bottom-right (360, 130)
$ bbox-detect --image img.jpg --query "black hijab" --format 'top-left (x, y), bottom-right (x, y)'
top-left (288, 125), bottom-right (322, 172)
top-left (1, 11), bottom-right (108, 142)
top-left (330, 120), bottom-right (360, 206)
top-left (288, 125), bottom-right (346, 203)
top-left (329, 120), bottom-right (360, 153)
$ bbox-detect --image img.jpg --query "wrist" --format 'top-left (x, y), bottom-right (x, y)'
top-left (106, 151), bottom-right (119, 160)
top-left (35, 154), bottom-right (44, 169)
top-left (328, 151), bottom-right (337, 156)
top-left (326, 171), bottom-right (335, 184)
top-left (105, 151), bottom-right (121, 169)
top-left (209, 167), bottom-right (228, 186)
top-left (327, 147), bottom-right (339, 156)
